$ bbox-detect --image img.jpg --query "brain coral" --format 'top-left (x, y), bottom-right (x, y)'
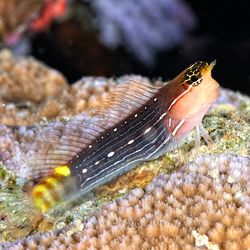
top-left (2, 154), bottom-right (250, 250)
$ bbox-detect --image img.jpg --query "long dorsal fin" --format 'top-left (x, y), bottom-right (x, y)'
top-left (29, 80), bottom-right (161, 181)
top-left (29, 114), bottom-right (106, 180)
top-left (95, 80), bottom-right (161, 128)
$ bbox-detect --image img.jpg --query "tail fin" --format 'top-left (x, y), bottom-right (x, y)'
top-left (0, 187), bottom-right (44, 241)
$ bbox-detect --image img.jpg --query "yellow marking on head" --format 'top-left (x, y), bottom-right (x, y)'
top-left (54, 165), bottom-right (71, 177)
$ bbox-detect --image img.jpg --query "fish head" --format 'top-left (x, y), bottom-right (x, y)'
top-left (168, 60), bottom-right (220, 120)
top-left (165, 61), bottom-right (220, 137)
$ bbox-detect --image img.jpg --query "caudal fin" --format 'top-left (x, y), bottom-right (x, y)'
top-left (0, 187), bottom-right (44, 241)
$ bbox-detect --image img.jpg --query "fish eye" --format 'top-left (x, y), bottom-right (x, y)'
top-left (184, 61), bottom-right (209, 86)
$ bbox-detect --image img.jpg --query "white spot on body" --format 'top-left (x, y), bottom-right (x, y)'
top-left (101, 136), bottom-right (104, 139)
top-left (76, 155), bottom-right (79, 158)
top-left (113, 128), bottom-right (118, 132)
top-left (144, 106), bottom-right (147, 109)
top-left (134, 114), bottom-right (138, 117)
top-left (95, 161), bottom-right (100, 165)
top-left (82, 168), bottom-right (88, 173)
top-left (144, 127), bottom-right (152, 134)
top-left (154, 98), bottom-right (157, 102)
top-left (107, 151), bottom-right (115, 157)
top-left (128, 139), bottom-right (134, 145)
top-left (89, 145), bottom-right (92, 148)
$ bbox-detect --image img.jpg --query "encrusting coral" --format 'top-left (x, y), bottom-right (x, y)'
top-left (0, 49), bottom-right (250, 248)
top-left (2, 154), bottom-right (250, 250)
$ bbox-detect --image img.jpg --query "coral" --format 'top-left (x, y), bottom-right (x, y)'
top-left (0, 51), bottom-right (151, 126)
top-left (0, 50), bottom-right (250, 247)
top-left (0, 50), bottom-right (67, 103)
top-left (2, 154), bottom-right (250, 249)
top-left (0, 0), bottom-right (43, 37)
top-left (0, 50), bottom-right (70, 125)
top-left (0, 80), bottom-right (249, 245)
top-left (90, 0), bottom-right (196, 65)
top-left (0, 0), bottom-right (68, 53)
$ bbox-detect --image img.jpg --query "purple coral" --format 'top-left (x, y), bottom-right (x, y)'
top-left (90, 0), bottom-right (196, 65)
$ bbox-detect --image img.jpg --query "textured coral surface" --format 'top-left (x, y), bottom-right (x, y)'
top-left (0, 50), bottom-right (250, 249)
top-left (2, 155), bottom-right (250, 250)
top-left (0, 0), bottom-right (43, 36)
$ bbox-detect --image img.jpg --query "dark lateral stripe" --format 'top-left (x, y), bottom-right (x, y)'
top-left (100, 123), bottom-right (167, 173)
top-left (79, 128), bottom-right (167, 192)
top-left (79, 122), bottom-right (168, 191)
top-left (86, 106), bottom-right (162, 171)
top-left (85, 106), bottom-right (165, 175)
top-left (79, 100), bottom-right (162, 165)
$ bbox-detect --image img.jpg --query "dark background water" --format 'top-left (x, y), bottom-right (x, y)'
top-left (30, 0), bottom-right (250, 95)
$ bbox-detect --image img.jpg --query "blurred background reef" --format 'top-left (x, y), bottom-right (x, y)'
top-left (0, 0), bottom-right (250, 95)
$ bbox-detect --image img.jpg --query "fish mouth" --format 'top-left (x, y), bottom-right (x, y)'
top-left (209, 60), bottom-right (216, 70)
top-left (201, 60), bottom-right (216, 76)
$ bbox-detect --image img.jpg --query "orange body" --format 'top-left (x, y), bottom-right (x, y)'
top-left (162, 61), bottom-right (220, 138)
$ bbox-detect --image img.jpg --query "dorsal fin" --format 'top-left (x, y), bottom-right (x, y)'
top-left (95, 80), bottom-right (161, 128)
top-left (28, 80), bottom-right (161, 181)
top-left (29, 114), bottom-right (106, 180)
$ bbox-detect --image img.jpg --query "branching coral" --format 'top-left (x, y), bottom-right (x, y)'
top-left (2, 155), bottom-right (250, 249)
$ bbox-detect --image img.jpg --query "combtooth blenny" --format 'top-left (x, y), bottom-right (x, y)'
top-left (0, 61), bottom-right (220, 237)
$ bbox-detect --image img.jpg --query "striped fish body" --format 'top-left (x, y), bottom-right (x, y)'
top-left (69, 95), bottom-right (171, 193)
top-left (31, 61), bottom-right (220, 211)
top-left (0, 61), bottom-right (220, 237)
top-left (45, 61), bottom-right (219, 202)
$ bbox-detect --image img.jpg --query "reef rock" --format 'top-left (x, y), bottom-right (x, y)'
top-left (2, 155), bottom-right (250, 250)
top-left (0, 50), bottom-right (250, 249)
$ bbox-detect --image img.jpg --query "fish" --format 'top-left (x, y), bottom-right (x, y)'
top-left (0, 61), bottom-right (220, 238)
